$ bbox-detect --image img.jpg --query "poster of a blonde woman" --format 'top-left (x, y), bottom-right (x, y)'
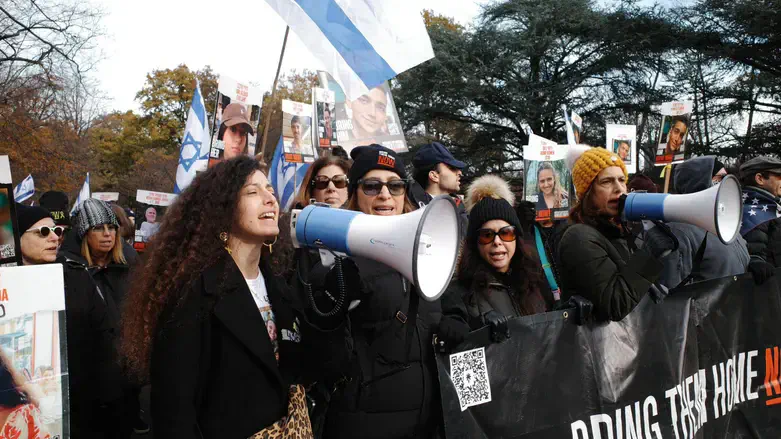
top-left (0, 350), bottom-right (50, 439)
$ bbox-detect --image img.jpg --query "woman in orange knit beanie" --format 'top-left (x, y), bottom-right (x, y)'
top-left (554, 146), bottom-right (676, 322)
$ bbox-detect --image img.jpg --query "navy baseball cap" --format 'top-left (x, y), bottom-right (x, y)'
top-left (412, 142), bottom-right (465, 169)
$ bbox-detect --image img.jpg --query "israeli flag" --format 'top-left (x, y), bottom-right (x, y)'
top-left (263, 0), bottom-right (434, 100)
top-left (13, 174), bottom-right (34, 203)
top-left (175, 80), bottom-right (210, 193)
top-left (269, 137), bottom-right (310, 212)
top-left (70, 173), bottom-right (90, 216)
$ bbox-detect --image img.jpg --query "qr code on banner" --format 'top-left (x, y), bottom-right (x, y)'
top-left (449, 347), bottom-right (492, 411)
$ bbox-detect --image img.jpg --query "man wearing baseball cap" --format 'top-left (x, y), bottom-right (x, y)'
top-left (219, 103), bottom-right (255, 160)
top-left (739, 156), bottom-right (781, 280)
top-left (410, 142), bottom-right (468, 238)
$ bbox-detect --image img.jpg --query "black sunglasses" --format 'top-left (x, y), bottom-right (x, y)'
top-left (476, 226), bottom-right (517, 245)
top-left (357, 178), bottom-right (407, 196)
top-left (312, 175), bottom-right (348, 190)
top-left (25, 226), bottom-right (66, 238)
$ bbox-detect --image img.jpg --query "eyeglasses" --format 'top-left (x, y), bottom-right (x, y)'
top-left (25, 226), bottom-right (66, 238)
top-left (476, 226), bottom-right (517, 245)
top-left (357, 179), bottom-right (407, 196)
top-left (312, 175), bottom-right (348, 190)
top-left (90, 224), bottom-right (118, 233)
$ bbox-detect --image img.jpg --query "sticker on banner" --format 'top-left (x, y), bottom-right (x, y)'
top-left (450, 347), bottom-right (492, 411)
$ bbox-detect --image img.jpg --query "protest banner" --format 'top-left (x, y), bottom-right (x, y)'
top-left (0, 185), bottom-right (21, 265)
top-left (0, 264), bottom-right (68, 438)
top-left (208, 75), bottom-right (263, 167)
top-left (281, 100), bottom-right (317, 164)
top-left (606, 124), bottom-right (638, 174)
top-left (317, 71), bottom-right (407, 154)
top-left (91, 192), bottom-right (119, 202)
top-left (136, 189), bottom-right (176, 207)
top-left (0, 156), bottom-right (11, 184)
top-left (524, 134), bottom-right (571, 222)
top-left (313, 88), bottom-right (337, 148)
top-left (438, 273), bottom-right (781, 438)
top-left (655, 101), bottom-right (693, 166)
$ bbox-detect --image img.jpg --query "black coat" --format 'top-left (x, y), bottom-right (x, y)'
top-left (150, 256), bottom-right (314, 439)
top-left (320, 257), bottom-right (442, 439)
top-left (556, 222), bottom-right (663, 322)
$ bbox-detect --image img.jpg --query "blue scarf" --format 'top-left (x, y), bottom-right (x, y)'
top-left (741, 188), bottom-right (781, 235)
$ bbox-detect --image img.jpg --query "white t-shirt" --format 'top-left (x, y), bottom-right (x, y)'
top-left (246, 271), bottom-right (279, 362)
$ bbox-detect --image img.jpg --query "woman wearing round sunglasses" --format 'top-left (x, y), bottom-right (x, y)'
top-left (16, 204), bottom-right (61, 265)
top-left (439, 176), bottom-right (548, 347)
top-left (295, 155), bottom-right (351, 208)
top-left (307, 144), bottom-right (439, 438)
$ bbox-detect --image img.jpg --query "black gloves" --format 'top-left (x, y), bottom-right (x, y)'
top-left (308, 257), bottom-right (363, 325)
top-left (480, 310), bottom-right (510, 343)
top-left (554, 295), bottom-right (593, 325)
top-left (644, 221), bottom-right (679, 259)
top-left (436, 317), bottom-right (470, 353)
top-left (516, 200), bottom-right (537, 225)
top-left (748, 260), bottom-right (775, 285)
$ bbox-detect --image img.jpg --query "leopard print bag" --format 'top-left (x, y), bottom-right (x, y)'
top-left (249, 384), bottom-right (313, 439)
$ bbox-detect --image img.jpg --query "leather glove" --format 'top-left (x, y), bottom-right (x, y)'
top-left (436, 317), bottom-right (470, 353)
top-left (324, 257), bottom-right (363, 311)
top-left (480, 310), bottom-right (510, 343)
top-left (643, 221), bottom-right (679, 259)
top-left (553, 295), bottom-right (593, 325)
top-left (748, 260), bottom-right (775, 285)
top-left (516, 200), bottom-right (537, 225)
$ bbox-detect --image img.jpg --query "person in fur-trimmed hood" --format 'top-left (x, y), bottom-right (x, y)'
top-left (438, 175), bottom-right (548, 346)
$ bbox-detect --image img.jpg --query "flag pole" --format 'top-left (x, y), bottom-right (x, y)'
top-left (259, 26), bottom-right (290, 159)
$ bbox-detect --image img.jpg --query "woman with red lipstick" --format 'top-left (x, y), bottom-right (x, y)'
top-left (556, 146), bottom-right (676, 322)
top-left (438, 175), bottom-right (549, 347)
top-left (310, 144), bottom-right (441, 438)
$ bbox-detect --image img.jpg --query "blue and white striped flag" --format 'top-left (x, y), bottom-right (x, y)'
top-left (175, 80), bottom-right (210, 193)
top-left (269, 137), bottom-right (310, 211)
top-left (70, 173), bottom-right (90, 216)
top-left (13, 174), bottom-right (34, 203)
top-left (263, 0), bottom-right (434, 100)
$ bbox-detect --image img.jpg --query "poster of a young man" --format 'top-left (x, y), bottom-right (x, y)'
top-left (655, 101), bottom-right (692, 166)
top-left (207, 75), bottom-right (263, 167)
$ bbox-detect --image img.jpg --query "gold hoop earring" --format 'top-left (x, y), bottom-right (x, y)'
top-left (263, 236), bottom-right (278, 254)
top-left (220, 232), bottom-right (232, 255)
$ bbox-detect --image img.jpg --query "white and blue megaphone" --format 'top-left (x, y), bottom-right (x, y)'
top-left (290, 196), bottom-right (461, 301)
top-left (621, 174), bottom-right (743, 244)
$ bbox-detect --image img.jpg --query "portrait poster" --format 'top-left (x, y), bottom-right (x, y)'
top-left (0, 185), bottom-right (21, 266)
top-left (281, 100), bottom-right (316, 164)
top-left (0, 264), bottom-right (68, 439)
top-left (133, 190), bottom-right (173, 249)
top-left (313, 88), bottom-right (337, 148)
top-left (317, 71), bottom-right (407, 154)
top-left (208, 75), bottom-right (263, 167)
top-left (524, 134), bottom-right (571, 222)
top-left (654, 101), bottom-right (692, 166)
top-left (606, 124), bottom-right (637, 174)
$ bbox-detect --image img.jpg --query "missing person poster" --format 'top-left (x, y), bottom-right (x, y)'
top-left (313, 88), bottom-right (337, 148)
top-left (524, 134), bottom-right (571, 222)
top-left (0, 264), bottom-right (68, 439)
top-left (281, 100), bottom-right (316, 164)
top-left (317, 71), bottom-right (407, 154)
top-left (606, 124), bottom-right (637, 174)
top-left (208, 75), bottom-right (263, 167)
top-left (0, 186), bottom-right (21, 266)
top-left (655, 101), bottom-right (692, 166)
top-left (134, 190), bottom-right (174, 248)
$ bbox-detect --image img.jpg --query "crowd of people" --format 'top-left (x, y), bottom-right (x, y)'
top-left (7, 141), bottom-right (779, 438)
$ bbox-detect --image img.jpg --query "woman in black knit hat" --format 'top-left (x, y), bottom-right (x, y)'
top-left (439, 175), bottom-right (548, 346)
top-left (16, 203), bottom-right (61, 265)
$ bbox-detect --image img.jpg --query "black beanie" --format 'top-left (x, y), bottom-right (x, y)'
top-left (713, 160), bottom-right (726, 177)
top-left (467, 197), bottom-right (524, 245)
top-left (38, 191), bottom-right (70, 226)
top-left (348, 144), bottom-right (408, 197)
top-left (16, 203), bottom-right (54, 234)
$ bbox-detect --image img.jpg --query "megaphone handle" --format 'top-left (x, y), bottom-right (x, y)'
top-left (298, 251), bottom-right (347, 318)
top-left (650, 220), bottom-right (680, 253)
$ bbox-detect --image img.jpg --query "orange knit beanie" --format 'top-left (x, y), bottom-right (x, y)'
top-left (571, 147), bottom-right (627, 199)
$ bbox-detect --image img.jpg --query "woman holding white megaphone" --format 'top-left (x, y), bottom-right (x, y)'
top-left (302, 144), bottom-right (444, 439)
top-left (555, 146), bottom-right (679, 322)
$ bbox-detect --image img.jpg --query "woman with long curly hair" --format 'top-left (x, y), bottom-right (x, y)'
top-left (439, 175), bottom-right (549, 347)
top-left (121, 157), bottom-right (318, 438)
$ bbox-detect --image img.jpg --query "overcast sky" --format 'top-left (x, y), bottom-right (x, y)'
top-left (94, 0), bottom-right (483, 112)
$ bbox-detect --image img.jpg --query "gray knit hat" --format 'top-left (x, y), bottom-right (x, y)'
top-left (74, 199), bottom-right (119, 239)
